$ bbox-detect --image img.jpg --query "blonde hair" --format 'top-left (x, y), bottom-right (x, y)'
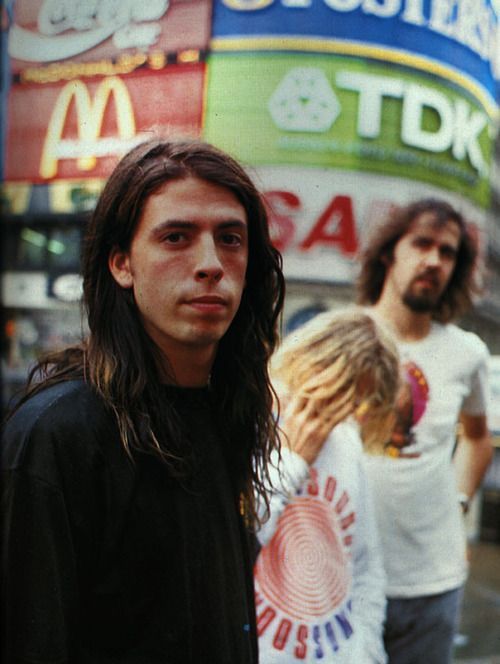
top-left (273, 307), bottom-right (399, 454)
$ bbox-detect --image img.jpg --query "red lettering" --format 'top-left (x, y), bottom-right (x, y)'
top-left (335, 490), bottom-right (349, 514)
top-left (300, 195), bottom-right (357, 255)
top-left (340, 511), bottom-right (355, 530)
top-left (307, 467), bottom-right (319, 496)
top-left (263, 190), bottom-right (300, 252)
top-left (273, 618), bottom-right (292, 650)
top-left (324, 476), bottom-right (337, 502)
top-left (257, 606), bottom-right (276, 636)
top-left (295, 624), bottom-right (308, 659)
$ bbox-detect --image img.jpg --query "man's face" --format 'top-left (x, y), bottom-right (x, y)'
top-left (109, 176), bottom-right (248, 364)
top-left (386, 213), bottom-right (461, 313)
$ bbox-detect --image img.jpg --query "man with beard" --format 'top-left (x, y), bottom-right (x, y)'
top-left (356, 198), bottom-right (493, 664)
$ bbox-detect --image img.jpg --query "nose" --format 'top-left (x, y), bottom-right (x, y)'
top-left (424, 246), bottom-right (441, 268)
top-left (195, 236), bottom-right (223, 282)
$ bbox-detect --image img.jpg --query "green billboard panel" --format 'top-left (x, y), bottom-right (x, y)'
top-left (204, 53), bottom-right (493, 208)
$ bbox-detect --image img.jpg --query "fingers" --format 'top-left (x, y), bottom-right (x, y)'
top-left (281, 395), bottom-right (332, 465)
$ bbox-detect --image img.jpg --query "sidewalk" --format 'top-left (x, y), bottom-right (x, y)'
top-left (453, 541), bottom-right (500, 663)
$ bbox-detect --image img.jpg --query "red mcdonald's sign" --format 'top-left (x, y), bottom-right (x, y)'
top-left (5, 65), bottom-right (205, 182)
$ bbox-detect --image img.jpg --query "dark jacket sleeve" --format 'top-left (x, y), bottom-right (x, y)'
top-left (1, 382), bottom-right (112, 663)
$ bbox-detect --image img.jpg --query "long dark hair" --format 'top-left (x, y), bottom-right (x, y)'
top-left (356, 198), bottom-right (479, 323)
top-left (10, 139), bottom-right (285, 524)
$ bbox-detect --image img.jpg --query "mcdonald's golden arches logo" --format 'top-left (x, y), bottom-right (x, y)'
top-left (41, 76), bottom-right (136, 179)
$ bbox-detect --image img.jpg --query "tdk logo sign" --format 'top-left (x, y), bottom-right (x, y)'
top-left (268, 67), bottom-right (490, 176)
top-left (268, 68), bottom-right (341, 132)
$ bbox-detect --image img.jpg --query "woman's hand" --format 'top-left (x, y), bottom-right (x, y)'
top-left (281, 395), bottom-right (332, 465)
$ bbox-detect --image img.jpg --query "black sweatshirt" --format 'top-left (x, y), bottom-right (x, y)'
top-left (1, 379), bottom-right (258, 663)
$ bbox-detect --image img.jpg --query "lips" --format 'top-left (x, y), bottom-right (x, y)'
top-left (185, 295), bottom-right (228, 313)
top-left (414, 273), bottom-right (439, 289)
top-left (188, 295), bottom-right (227, 305)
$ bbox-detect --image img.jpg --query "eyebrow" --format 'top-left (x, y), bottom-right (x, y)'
top-left (154, 219), bottom-right (247, 231)
top-left (412, 233), bottom-right (459, 251)
top-left (149, 219), bottom-right (248, 240)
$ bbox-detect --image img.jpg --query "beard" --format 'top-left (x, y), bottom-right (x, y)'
top-left (402, 277), bottom-right (442, 313)
top-left (402, 291), bottom-right (438, 312)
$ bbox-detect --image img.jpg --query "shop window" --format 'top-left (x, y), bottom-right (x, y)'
top-left (1, 217), bottom-right (84, 272)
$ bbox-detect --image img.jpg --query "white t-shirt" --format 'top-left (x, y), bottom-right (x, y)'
top-left (255, 420), bottom-right (387, 664)
top-left (364, 322), bottom-right (490, 597)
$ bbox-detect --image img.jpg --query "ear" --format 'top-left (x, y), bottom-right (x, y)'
top-left (108, 246), bottom-right (133, 289)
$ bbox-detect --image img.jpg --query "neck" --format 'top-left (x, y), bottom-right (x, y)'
top-left (159, 345), bottom-right (216, 387)
top-left (372, 295), bottom-right (432, 342)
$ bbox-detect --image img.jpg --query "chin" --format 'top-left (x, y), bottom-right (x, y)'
top-left (189, 326), bottom-right (229, 347)
top-left (405, 302), bottom-right (436, 314)
top-left (404, 299), bottom-right (437, 313)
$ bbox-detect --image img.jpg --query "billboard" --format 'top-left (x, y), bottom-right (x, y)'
top-left (8, 0), bottom-right (211, 72)
top-left (211, 0), bottom-right (499, 117)
top-left (204, 0), bottom-right (499, 286)
top-left (3, 0), bottom-right (212, 184)
top-left (251, 164), bottom-right (488, 284)
top-left (205, 52), bottom-right (492, 208)
top-left (5, 65), bottom-right (205, 182)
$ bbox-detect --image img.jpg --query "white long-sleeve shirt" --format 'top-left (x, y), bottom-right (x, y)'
top-left (255, 420), bottom-right (387, 663)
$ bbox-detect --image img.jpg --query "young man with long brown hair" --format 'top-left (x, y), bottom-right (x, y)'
top-left (356, 198), bottom-right (493, 664)
top-left (1, 139), bottom-right (285, 663)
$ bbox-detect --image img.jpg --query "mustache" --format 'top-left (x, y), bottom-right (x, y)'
top-left (413, 270), bottom-right (440, 287)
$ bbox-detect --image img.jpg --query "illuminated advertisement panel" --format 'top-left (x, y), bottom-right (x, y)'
top-left (1, 5), bottom-right (10, 181)
top-left (211, 0), bottom-right (499, 118)
top-left (8, 0), bottom-right (212, 73)
top-left (254, 164), bottom-right (489, 285)
top-left (204, 53), bottom-right (492, 208)
top-left (5, 65), bottom-right (205, 182)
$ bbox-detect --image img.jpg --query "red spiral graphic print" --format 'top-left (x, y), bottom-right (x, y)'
top-left (256, 497), bottom-right (349, 620)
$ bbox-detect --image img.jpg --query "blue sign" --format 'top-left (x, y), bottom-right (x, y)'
top-left (212, 0), bottom-right (499, 117)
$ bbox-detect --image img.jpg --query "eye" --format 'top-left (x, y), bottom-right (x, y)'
top-left (440, 246), bottom-right (457, 260)
top-left (220, 232), bottom-right (243, 246)
top-left (413, 237), bottom-right (432, 249)
top-left (163, 232), bottom-right (187, 244)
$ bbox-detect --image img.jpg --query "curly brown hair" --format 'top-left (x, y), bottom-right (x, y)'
top-left (356, 198), bottom-right (479, 323)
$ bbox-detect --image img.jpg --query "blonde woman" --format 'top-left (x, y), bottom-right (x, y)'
top-left (255, 308), bottom-right (399, 664)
